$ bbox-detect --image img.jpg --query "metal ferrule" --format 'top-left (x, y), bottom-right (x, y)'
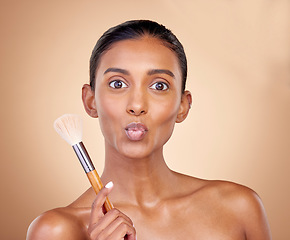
top-left (72, 142), bottom-right (95, 173)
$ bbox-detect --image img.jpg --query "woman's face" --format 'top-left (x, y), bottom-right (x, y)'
top-left (84, 37), bottom-right (191, 159)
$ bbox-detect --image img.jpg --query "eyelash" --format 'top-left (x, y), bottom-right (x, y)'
top-left (108, 79), bottom-right (169, 91)
top-left (109, 80), bottom-right (128, 89)
top-left (150, 82), bottom-right (169, 91)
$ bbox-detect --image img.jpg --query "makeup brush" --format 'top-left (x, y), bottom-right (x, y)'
top-left (53, 114), bottom-right (113, 213)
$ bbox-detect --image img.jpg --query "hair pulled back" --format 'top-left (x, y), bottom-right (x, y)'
top-left (90, 20), bottom-right (187, 93)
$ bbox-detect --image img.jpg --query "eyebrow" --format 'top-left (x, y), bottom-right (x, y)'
top-left (103, 67), bottom-right (175, 78)
top-left (104, 68), bottom-right (130, 75)
top-left (147, 69), bottom-right (175, 78)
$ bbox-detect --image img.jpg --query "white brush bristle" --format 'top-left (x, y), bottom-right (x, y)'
top-left (53, 114), bottom-right (83, 146)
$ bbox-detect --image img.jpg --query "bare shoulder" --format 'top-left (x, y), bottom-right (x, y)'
top-left (27, 207), bottom-right (89, 240)
top-left (200, 180), bottom-right (258, 200)
top-left (180, 175), bottom-right (263, 208)
top-left (201, 180), bottom-right (266, 215)
top-left (186, 178), bottom-right (272, 239)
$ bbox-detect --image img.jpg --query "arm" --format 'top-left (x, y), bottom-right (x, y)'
top-left (222, 182), bottom-right (272, 240)
top-left (240, 190), bottom-right (272, 240)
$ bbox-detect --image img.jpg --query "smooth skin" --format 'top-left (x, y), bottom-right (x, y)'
top-left (27, 37), bottom-right (272, 240)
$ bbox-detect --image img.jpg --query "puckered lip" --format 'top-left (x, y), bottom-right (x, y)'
top-left (125, 122), bottom-right (148, 132)
top-left (124, 122), bottom-right (148, 141)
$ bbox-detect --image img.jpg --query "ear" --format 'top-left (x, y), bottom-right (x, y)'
top-left (82, 84), bottom-right (98, 118)
top-left (176, 90), bottom-right (192, 123)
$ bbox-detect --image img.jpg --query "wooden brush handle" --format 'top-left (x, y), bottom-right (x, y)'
top-left (87, 169), bottom-right (113, 213)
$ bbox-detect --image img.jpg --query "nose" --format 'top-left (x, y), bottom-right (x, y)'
top-left (126, 89), bottom-right (147, 116)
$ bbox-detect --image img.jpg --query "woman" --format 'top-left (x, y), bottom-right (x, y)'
top-left (27, 20), bottom-right (271, 240)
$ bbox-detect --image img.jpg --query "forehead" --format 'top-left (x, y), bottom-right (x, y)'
top-left (96, 37), bottom-right (181, 78)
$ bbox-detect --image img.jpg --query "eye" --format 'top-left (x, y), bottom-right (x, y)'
top-left (150, 82), bottom-right (169, 91)
top-left (109, 80), bottom-right (128, 89)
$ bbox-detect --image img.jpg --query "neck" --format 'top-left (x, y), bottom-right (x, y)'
top-left (100, 144), bottom-right (175, 208)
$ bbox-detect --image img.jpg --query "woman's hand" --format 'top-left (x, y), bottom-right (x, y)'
top-left (87, 182), bottom-right (136, 240)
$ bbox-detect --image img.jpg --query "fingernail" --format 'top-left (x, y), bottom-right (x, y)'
top-left (105, 181), bottom-right (113, 189)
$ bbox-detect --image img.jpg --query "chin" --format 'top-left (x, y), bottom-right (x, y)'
top-left (119, 142), bottom-right (163, 160)
top-left (121, 148), bottom-right (151, 160)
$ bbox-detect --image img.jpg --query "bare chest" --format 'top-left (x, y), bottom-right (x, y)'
top-left (133, 221), bottom-right (245, 240)
top-left (123, 205), bottom-right (245, 240)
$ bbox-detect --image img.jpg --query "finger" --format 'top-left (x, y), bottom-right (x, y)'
top-left (107, 221), bottom-right (136, 240)
top-left (89, 208), bottom-right (134, 239)
top-left (89, 181), bottom-right (114, 225)
top-left (105, 208), bottom-right (134, 226)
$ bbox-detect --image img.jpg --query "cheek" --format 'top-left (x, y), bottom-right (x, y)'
top-left (152, 95), bottom-right (180, 123)
top-left (95, 93), bottom-right (124, 136)
top-left (151, 97), bottom-right (180, 138)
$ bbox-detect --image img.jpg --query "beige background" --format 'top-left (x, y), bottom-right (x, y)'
top-left (0, 0), bottom-right (289, 239)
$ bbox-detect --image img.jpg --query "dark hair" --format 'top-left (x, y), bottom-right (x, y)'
top-left (89, 20), bottom-right (187, 93)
